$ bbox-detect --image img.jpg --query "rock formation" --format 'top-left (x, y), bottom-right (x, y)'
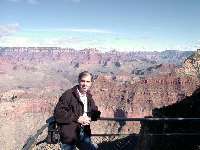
top-left (0, 47), bottom-right (199, 149)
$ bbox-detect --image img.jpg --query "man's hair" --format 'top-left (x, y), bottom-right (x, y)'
top-left (78, 71), bottom-right (93, 82)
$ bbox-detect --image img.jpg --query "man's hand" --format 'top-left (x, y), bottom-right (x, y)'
top-left (78, 115), bottom-right (91, 126)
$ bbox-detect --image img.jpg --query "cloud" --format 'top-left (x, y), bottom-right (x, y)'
top-left (164, 40), bottom-right (200, 51)
top-left (65, 28), bottom-right (112, 34)
top-left (57, 28), bottom-right (114, 34)
top-left (1, 25), bottom-right (198, 52)
top-left (26, 28), bottom-right (113, 34)
top-left (0, 26), bottom-right (115, 50)
top-left (0, 35), bottom-right (142, 51)
top-left (0, 36), bottom-right (82, 48)
top-left (0, 23), bottom-right (20, 38)
top-left (6, 0), bottom-right (39, 4)
top-left (7, 0), bottom-right (21, 2)
top-left (1, 34), bottom-right (197, 52)
top-left (0, 35), bottom-right (108, 50)
top-left (27, 0), bottom-right (39, 4)
top-left (71, 0), bottom-right (80, 2)
top-left (0, 36), bottom-right (34, 47)
top-left (65, 0), bottom-right (81, 3)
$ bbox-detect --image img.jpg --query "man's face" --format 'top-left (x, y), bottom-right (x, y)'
top-left (79, 75), bottom-right (92, 94)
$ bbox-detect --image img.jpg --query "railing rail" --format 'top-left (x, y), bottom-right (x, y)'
top-left (22, 117), bottom-right (200, 150)
top-left (99, 117), bottom-right (200, 121)
top-left (22, 124), bottom-right (49, 150)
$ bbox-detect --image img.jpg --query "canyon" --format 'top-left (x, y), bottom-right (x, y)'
top-left (0, 47), bottom-right (199, 149)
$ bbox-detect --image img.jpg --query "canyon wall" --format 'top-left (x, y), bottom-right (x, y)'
top-left (0, 47), bottom-right (199, 149)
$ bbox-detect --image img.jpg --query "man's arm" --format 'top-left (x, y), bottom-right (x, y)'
top-left (54, 93), bottom-right (79, 124)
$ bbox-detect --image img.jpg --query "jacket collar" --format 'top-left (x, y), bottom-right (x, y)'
top-left (72, 85), bottom-right (92, 101)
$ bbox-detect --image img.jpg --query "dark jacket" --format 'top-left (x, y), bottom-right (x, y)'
top-left (54, 85), bottom-right (99, 144)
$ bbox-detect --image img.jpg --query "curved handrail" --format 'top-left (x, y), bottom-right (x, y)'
top-left (22, 116), bottom-right (55, 150)
top-left (22, 124), bottom-right (48, 150)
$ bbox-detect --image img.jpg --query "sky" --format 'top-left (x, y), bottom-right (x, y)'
top-left (0, 0), bottom-right (200, 51)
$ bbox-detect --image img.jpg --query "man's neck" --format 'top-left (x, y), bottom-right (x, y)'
top-left (77, 87), bottom-right (86, 96)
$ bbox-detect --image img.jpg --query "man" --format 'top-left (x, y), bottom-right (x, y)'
top-left (54, 71), bottom-right (100, 150)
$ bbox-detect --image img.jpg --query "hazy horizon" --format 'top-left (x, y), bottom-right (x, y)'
top-left (0, 46), bottom-right (197, 53)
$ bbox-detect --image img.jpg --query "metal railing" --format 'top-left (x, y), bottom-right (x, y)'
top-left (22, 123), bottom-right (49, 150)
top-left (22, 117), bottom-right (200, 150)
top-left (99, 117), bottom-right (200, 121)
